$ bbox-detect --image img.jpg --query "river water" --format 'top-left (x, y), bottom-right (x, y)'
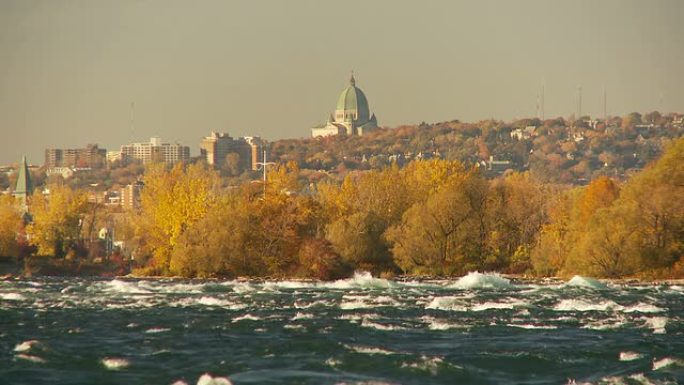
top-left (1, 272), bottom-right (683, 385)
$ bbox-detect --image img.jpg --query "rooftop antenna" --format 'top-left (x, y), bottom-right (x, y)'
top-left (603, 86), bottom-right (607, 122)
top-left (130, 102), bottom-right (135, 141)
top-left (541, 83), bottom-right (545, 121)
top-left (577, 86), bottom-right (582, 119)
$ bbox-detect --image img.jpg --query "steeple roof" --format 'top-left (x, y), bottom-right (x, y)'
top-left (15, 156), bottom-right (33, 196)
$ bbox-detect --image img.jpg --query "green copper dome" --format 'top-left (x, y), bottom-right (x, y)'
top-left (335, 74), bottom-right (371, 123)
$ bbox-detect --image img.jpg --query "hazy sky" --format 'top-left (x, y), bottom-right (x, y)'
top-left (1, 0), bottom-right (683, 165)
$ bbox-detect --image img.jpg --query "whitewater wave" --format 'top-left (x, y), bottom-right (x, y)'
top-left (471, 300), bottom-right (528, 311)
top-left (507, 323), bottom-right (558, 330)
top-left (449, 272), bottom-right (511, 290)
top-left (643, 317), bottom-right (668, 334)
top-left (1, 292), bottom-right (26, 301)
top-left (14, 340), bottom-right (41, 353)
top-left (173, 373), bottom-right (233, 385)
top-left (652, 357), bottom-right (683, 371)
top-left (101, 357), bottom-right (130, 370)
top-left (619, 351), bottom-right (644, 361)
top-left (421, 316), bottom-right (466, 330)
top-left (291, 312), bottom-right (314, 321)
top-left (565, 276), bottom-right (608, 290)
top-left (343, 344), bottom-right (397, 355)
top-left (100, 280), bottom-right (152, 294)
top-left (326, 271), bottom-right (395, 290)
top-left (360, 319), bottom-right (407, 331)
top-left (425, 296), bottom-right (468, 311)
top-left (15, 353), bottom-right (46, 363)
top-left (232, 314), bottom-right (261, 323)
top-left (554, 299), bottom-right (621, 312)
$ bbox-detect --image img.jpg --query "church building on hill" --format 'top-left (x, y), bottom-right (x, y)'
top-left (311, 73), bottom-right (378, 137)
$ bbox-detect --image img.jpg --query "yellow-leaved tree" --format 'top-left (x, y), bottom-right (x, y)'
top-left (27, 185), bottom-right (89, 257)
top-left (0, 195), bottom-right (23, 257)
top-left (133, 162), bottom-right (219, 275)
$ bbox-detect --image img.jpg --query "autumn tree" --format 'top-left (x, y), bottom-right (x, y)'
top-left (487, 172), bottom-right (546, 273)
top-left (133, 162), bottom-right (220, 275)
top-left (27, 185), bottom-right (89, 257)
top-left (0, 195), bottom-right (22, 257)
top-left (386, 170), bottom-right (489, 275)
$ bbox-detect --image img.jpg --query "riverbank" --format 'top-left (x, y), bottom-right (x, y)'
top-left (0, 257), bottom-right (128, 278)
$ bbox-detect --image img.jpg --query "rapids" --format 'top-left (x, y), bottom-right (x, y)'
top-left (1, 273), bottom-right (683, 384)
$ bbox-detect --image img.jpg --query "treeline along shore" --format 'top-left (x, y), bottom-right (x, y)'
top-left (1, 137), bottom-right (683, 281)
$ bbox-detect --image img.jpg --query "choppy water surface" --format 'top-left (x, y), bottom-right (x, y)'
top-left (1, 272), bottom-right (683, 385)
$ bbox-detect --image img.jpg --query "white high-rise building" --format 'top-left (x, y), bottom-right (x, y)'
top-left (120, 137), bottom-right (190, 165)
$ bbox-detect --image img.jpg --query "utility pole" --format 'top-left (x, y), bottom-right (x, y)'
top-left (255, 150), bottom-right (275, 199)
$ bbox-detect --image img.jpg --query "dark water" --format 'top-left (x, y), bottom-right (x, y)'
top-left (1, 272), bottom-right (683, 385)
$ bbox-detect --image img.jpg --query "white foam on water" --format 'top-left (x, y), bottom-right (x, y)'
top-left (401, 355), bottom-right (450, 376)
top-left (581, 317), bottom-right (628, 331)
top-left (643, 317), bottom-right (668, 334)
top-left (196, 297), bottom-right (237, 308)
top-left (14, 340), bottom-right (40, 352)
top-left (101, 357), bottom-right (130, 370)
top-left (103, 280), bottom-right (151, 294)
top-left (425, 296), bottom-right (468, 311)
top-left (231, 282), bottom-right (256, 294)
top-left (232, 314), bottom-right (261, 323)
top-left (291, 312), bottom-right (314, 320)
top-left (554, 299), bottom-right (621, 312)
top-left (15, 353), bottom-right (46, 364)
top-left (343, 344), bottom-right (397, 355)
top-left (325, 357), bottom-right (342, 367)
top-left (471, 300), bottom-right (528, 311)
top-left (334, 382), bottom-right (398, 385)
top-left (1, 292), bottom-right (26, 301)
top-left (507, 323), bottom-right (558, 330)
top-left (338, 313), bottom-right (380, 324)
top-left (421, 316), bottom-right (466, 330)
top-left (619, 351), bottom-right (644, 361)
top-left (326, 271), bottom-right (395, 290)
top-left (339, 299), bottom-right (374, 310)
top-left (294, 299), bottom-right (333, 309)
top-left (565, 276), bottom-right (608, 290)
top-left (449, 272), bottom-right (511, 290)
top-left (360, 319), bottom-right (407, 331)
top-left (196, 373), bottom-right (233, 385)
top-left (652, 357), bottom-right (683, 371)
top-left (145, 327), bottom-right (171, 334)
top-left (283, 324), bottom-right (306, 331)
top-left (622, 303), bottom-right (666, 313)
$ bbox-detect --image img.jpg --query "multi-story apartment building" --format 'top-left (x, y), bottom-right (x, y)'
top-left (121, 182), bottom-right (143, 210)
top-left (120, 137), bottom-right (190, 165)
top-left (199, 132), bottom-right (263, 172)
top-left (44, 144), bottom-right (106, 168)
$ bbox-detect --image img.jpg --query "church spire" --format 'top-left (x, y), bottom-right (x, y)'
top-left (350, 70), bottom-right (356, 87)
top-left (14, 155), bottom-right (33, 212)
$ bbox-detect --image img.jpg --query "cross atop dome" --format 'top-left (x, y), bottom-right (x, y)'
top-left (350, 70), bottom-right (355, 87)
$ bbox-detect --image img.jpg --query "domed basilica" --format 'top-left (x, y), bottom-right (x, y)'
top-left (311, 73), bottom-right (378, 137)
